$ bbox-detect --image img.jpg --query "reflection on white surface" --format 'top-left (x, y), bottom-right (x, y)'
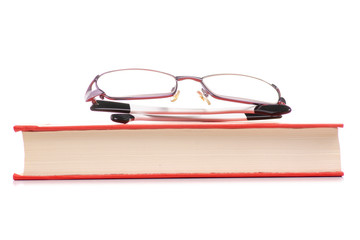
top-left (12, 176), bottom-right (344, 187)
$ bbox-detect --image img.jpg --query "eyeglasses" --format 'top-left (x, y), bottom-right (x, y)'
top-left (85, 68), bottom-right (291, 123)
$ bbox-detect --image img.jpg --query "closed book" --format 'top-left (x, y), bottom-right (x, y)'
top-left (13, 123), bottom-right (344, 180)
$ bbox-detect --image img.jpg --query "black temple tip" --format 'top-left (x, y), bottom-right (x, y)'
top-left (254, 104), bottom-right (291, 116)
top-left (111, 114), bottom-right (135, 124)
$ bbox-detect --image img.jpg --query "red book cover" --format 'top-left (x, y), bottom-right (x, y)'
top-left (13, 123), bottom-right (344, 180)
top-left (13, 122), bottom-right (344, 132)
top-left (13, 172), bottom-right (344, 180)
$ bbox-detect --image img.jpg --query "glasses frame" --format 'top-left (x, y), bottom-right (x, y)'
top-left (85, 68), bottom-right (286, 106)
top-left (85, 68), bottom-right (291, 124)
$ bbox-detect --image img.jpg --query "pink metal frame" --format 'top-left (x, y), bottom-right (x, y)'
top-left (85, 68), bottom-right (285, 106)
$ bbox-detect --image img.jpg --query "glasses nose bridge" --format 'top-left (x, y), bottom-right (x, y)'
top-left (175, 76), bottom-right (203, 83)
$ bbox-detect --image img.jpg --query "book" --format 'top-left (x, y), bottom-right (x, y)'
top-left (13, 123), bottom-right (344, 180)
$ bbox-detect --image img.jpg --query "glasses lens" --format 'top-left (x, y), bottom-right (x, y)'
top-left (97, 69), bottom-right (177, 98)
top-left (202, 74), bottom-right (279, 104)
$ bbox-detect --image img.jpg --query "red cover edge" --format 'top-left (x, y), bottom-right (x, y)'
top-left (13, 171), bottom-right (344, 180)
top-left (13, 123), bottom-right (344, 132)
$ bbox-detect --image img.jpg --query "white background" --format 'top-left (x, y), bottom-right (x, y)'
top-left (1, 1), bottom-right (359, 239)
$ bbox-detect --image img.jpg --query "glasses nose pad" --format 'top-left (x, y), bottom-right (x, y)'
top-left (171, 90), bottom-right (180, 102)
top-left (197, 88), bottom-right (211, 105)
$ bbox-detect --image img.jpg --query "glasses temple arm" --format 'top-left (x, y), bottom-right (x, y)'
top-left (109, 113), bottom-right (282, 124)
top-left (90, 100), bottom-right (291, 116)
top-left (90, 100), bottom-right (256, 115)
